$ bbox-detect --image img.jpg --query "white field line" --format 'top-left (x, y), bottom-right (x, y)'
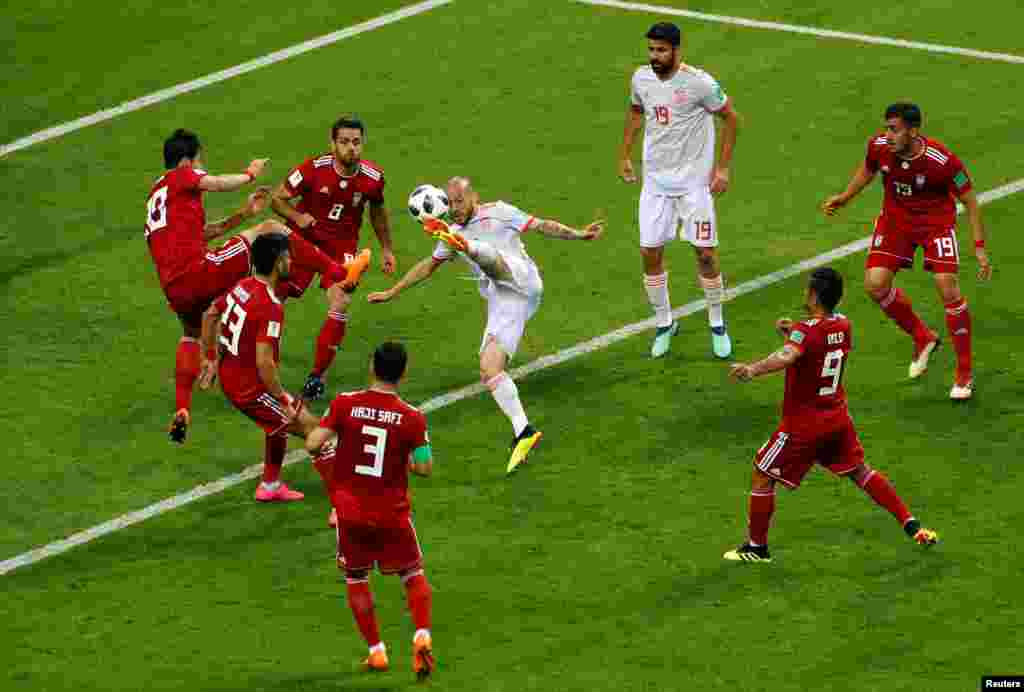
top-left (574, 0), bottom-right (1024, 65)
top-left (2, 178), bottom-right (1019, 577)
top-left (0, 0), bottom-right (453, 159)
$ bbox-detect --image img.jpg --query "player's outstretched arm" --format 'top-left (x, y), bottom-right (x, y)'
top-left (369, 200), bottom-right (397, 274)
top-left (957, 189), bottom-right (993, 281)
top-left (198, 304), bottom-right (223, 389)
top-left (367, 256), bottom-right (443, 304)
top-left (822, 162), bottom-right (875, 215)
top-left (203, 187), bottom-right (271, 240)
top-left (534, 218), bottom-right (605, 241)
top-left (198, 159), bottom-right (268, 192)
top-left (730, 344), bottom-right (802, 382)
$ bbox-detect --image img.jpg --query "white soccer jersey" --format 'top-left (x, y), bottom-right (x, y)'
top-left (631, 64), bottom-right (727, 195)
top-left (432, 201), bottom-right (541, 296)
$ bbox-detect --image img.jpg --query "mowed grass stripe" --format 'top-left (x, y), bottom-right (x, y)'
top-left (2, 177), bottom-right (1019, 577)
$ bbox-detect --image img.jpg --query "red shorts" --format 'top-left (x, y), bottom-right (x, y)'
top-left (753, 415), bottom-right (865, 489)
top-left (866, 215), bottom-right (960, 274)
top-left (164, 236), bottom-right (252, 329)
top-left (225, 389), bottom-right (290, 435)
top-left (336, 516), bottom-right (423, 575)
top-left (279, 232), bottom-right (358, 299)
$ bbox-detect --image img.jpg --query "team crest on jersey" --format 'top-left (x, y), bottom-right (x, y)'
top-left (672, 89), bottom-right (689, 105)
top-left (339, 180), bottom-right (348, 189)
top-left (915, 174), bottom-right (926, 188)
top-left (352, 192), bottom-right (363, 205)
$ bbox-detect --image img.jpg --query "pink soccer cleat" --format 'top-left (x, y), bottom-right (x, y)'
top-left (254, 482), bottom-right (305, 502)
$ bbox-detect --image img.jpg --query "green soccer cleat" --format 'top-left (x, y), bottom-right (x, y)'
top-left (651, 321), bottom-right (679, 359)
top-left (723, 543), bottom-right (772, 563)
top-left (711, 325), bottom-right (732, 359)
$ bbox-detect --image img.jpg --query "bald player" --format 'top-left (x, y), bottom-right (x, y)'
top-left (368, 177), bottom-right (604, 474)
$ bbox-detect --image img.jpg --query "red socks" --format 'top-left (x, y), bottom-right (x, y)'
top-left (402, 572), bottom-right (433, 631)
top-left (876, 287), bottom-right (932, 348)
top-left (174, 338), bottom-right (201, 412)
top-left (748, 489), bottom-right (775, 546)
top-left (859, 470), bottom-right (912, 525)
top-left (312, 311), bottom-right (347, 377)
top-left (345, 579), bottom-right (381, 647)
top-left (263, 434), bottom-right (286, 483)
top-left (944, 298), bottom-right (972, 378)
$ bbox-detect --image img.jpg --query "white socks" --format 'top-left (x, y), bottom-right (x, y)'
top-left (486, 372), bottom-right (529, 436)
top-left (700, 274), bottom-right (725, 328)
top-left (644, 272), bottom-right (672, 328)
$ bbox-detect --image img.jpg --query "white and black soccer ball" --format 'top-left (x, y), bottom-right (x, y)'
top-left (407, 184), bottom-right (450, 223)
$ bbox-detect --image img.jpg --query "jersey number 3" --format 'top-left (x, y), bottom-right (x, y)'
top-left (356, 425), bottom-right (387, 478)
top-left (819, 349), bottom-right (845, 396)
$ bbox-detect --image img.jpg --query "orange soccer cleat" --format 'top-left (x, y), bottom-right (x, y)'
top-left (340, 248), bottom-right (373, 291)
top-left (423, 217), bottom-right (468, 252)
top-left (412, 631), bottom-right (434, 681)
top-left (363, 646), bottom-right (389, 672)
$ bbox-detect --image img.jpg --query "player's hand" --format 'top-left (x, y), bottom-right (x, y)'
top-left (976, 247), bottom-right (993, 281)
top-left (367, 290), bottom-right (394, 304)
top-left (709, 166), bottom-right (730, 195)
top-left (246, 159), bottom-right (269, 179)
top-left (381, 248), bottom-right (397, 274)
top-left (242, 187), bottom-right (272, 217)
top-left (198, 356), bottom-right (218, 390)
top-left (580, 220), bottom-right (605, 240)
top-left (775, 318), bottom-right (793, 338)
top-left (619, 159), bottom-right (637, 184)
top-left (821, 194), bottom-right (848, 216)
top-left (729, 362), bottom-right (755, 382)
top-left (296, 213), bottom-right (317, 229)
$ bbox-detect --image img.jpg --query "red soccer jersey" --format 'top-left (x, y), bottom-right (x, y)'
top-left (145, 166), bottom-right (208, 289)
top-left (214, 277), bottom-right (285, 402)
top-left (781, 315), bottom-right (853, 421)
top-left (283, 155), bottom-right (385, 246)
top-left (321, 389), bottom-right (428, 527)
top-left (864, 135), bottom-right (972, 230)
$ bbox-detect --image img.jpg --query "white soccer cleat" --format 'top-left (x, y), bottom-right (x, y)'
top-left (949, 379), bottom-right (974, 401)
top-left (651, 321), bottom-right (679, 359)
top-left (908, 336), bottom-right (940, 379)
top-left (711, 325), bottom-right (732, 359)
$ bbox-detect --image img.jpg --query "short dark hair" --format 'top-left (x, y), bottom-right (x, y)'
top-left (251, 232), bottom-right (290, 276)
top-left (809, 267), bottom-right (843, 312)
top-left (373, 341), bottom-right (408, 384)
top-left (884, 102), bottom-right (922, 128)
top-left (164, 128), bottom-right (201, 169)
top-left (331, 115), bottom-right (366, 140)
top-left (646, 22), bottom-right (681, 47)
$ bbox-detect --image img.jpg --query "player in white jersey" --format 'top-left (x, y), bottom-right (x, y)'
top-left (368, 176), bottom-right (603, 474)
top-left (619, 22), bottom-right (740, 359)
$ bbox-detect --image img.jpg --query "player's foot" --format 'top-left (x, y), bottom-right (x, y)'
top-left (651, 321), bottom-right (679, 359)
top-left (168, 408), bottom-right (190, 444)
top-left (723, 543), bottom-right (772, 563)
top-left (340, 248), bottom-right (372, 292)
top-left (363, 645), bottom-right (389, 673)
top-left (903, 518), bottom-right (939, 546)
top-left (507, 425), bottom-right (542, 475)
top-left (412, 631), bottom-right (434, 681)
top-left (908, 333), bottom-right (940, 379)
top-left (303, 373), bottom-right (326, 401)
top-left (949, 373), bottom-right (974, 401)
top-left (423, 218), bottom-right (468, 252)
top-left (254, 481), bottom-right (305, 502)
top-left (328, 507), bottom-right (338, 528)
top-left (711, 324), bottom-right (732, 359)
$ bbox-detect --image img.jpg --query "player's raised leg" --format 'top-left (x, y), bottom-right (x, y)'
top-left (864, 266), bottom-right (938, 378)
top-left (849, 464), bottom-right (938, 544)
top-left (933, 271), bottom-right (973, 400)
top-left (401, 568), bottom-right (434, 680)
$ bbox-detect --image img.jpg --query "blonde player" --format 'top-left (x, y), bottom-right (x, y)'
top-left (620, 22), bottom-right (740, 359)
top-left (368, 177), bottom-right (603, 474)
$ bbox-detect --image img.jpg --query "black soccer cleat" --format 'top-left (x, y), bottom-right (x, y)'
top-left (723, 543), bottom-right (772, 563)
top-left (302, 373), bottom-right (326, 401)
top-left (168, 409), bottom-right (190, 444)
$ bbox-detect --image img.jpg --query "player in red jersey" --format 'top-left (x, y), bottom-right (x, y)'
top-left (823, 103), bottom-right (992, 400)
top-left (306, 342), bottom-right (435, 680)
top-left (197, 233), bottom-right (331, 502)
top-left (148, 129), bottom-right (351, 443)
top-left (723, 268), bottom-right (938, 563)
top-left (271, 115), bottom-right (396, 402)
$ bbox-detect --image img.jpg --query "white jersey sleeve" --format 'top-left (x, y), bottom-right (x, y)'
top-left (630, 69), bottom-right (644, 107)
top-left (494, 201), bottom-right (536, 233)
top-left (698, 73), bottom-right (728, 113)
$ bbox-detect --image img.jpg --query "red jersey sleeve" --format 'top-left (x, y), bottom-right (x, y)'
top-left (785, 324), bottom-right (809, 356)
top-left (407, 409), bottom-right (428, 449)
top-left (320, 395), bottom-right (351, 434)
top-left (254, 302), bottom-right (284, 344)
top-left (864, 136), bottom-right (884, 173)
top-left (369, 175), bottom-right (385, 204)
top-left (284, 159), bottom-right (315, 197)
top-left (945, 151), bottom-right (973, 196)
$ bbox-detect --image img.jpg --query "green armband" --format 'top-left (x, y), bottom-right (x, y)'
top-left (412, 444), bottom-right (432, 464)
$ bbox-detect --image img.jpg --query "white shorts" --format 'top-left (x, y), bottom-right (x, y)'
top-left (479, 259), bottom-right (543, 358)
top-left (638, 185), bottom-right (718, 249)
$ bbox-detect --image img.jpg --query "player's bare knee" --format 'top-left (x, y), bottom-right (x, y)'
top-left (934, 274), bottom-right (960, 303)
top-left (751, 467), bottom-right (775, 489)
top-left (864, 276), bottom-right (890, 301)
top-left (328, 285), bottom-right (352, 311)
top-left (695, 248), bottom-right (718, 276)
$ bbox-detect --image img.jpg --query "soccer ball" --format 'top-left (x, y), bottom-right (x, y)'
top-left (408, 184), bottom-right (449, 223)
